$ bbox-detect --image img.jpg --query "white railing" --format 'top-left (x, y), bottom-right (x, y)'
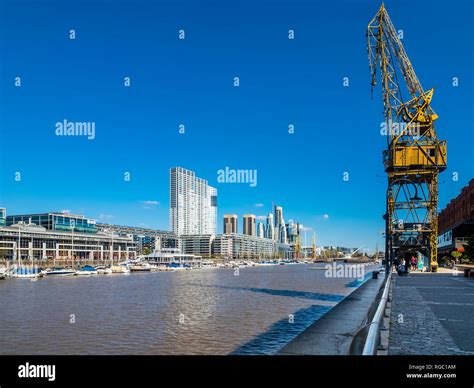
top-left (362, 271), bottom-right (392, 355)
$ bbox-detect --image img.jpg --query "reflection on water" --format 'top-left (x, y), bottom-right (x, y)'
top-left (0, 264), bottom-right (377, 355)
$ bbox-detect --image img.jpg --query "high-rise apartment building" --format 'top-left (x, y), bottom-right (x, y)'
top-left (224, 214), bottom-right (238, 234)
top-left (243, 214), bottom-right (256, 236)
top-left (170, 167), bottom-right (217, 236)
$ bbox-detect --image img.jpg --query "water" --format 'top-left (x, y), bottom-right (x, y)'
top-left (0, 264), bottom-right (378, 355)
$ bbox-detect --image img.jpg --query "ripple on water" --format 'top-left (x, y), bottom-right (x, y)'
top-left (0, 264), bottom-right (380, 354)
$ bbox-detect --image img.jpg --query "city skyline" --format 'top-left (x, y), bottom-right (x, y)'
top-left (1, 161), bottom-right (472, 250)
top-left (0, 0), bottom-right (472, 250)
top-left (1, 165), bottom-right (307, 244)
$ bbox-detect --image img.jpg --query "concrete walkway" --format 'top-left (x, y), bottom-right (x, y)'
top-left (279, 274), bottom-right (385, 355)
top-left (388, 273), bottom-right (474, 355)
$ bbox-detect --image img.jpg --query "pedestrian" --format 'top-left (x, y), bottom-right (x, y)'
top-left (397, 259), bottom-right (406, 276)
top-left (393, 257), bottom-right (399, 273)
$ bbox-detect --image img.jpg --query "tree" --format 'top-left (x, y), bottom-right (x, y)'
top-left (142, 247), bottom-right (152, 255)
top-left (451, 250), bottom-right (462, 263)
top-left (463, 234), bottom-right (474, 263)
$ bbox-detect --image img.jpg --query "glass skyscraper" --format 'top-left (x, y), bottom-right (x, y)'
top-left (0, 208), bottom-right (6, 226)
top-left (266, 213), bottom-right (274, 239)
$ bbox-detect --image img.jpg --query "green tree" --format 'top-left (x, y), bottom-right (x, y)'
top-left (451, 250), bottom-right (462, 262)
top-left (143, 247), bottom-right (152, 255)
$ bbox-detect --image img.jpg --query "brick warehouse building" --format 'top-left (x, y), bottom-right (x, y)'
top-left (437, 179), bottom-right (474, 259)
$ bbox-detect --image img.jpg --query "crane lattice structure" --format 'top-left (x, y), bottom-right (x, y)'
top-left (367, 4), bottom-right (447, 272)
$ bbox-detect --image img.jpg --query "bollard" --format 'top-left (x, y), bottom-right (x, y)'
top-left (372, 270), bottom-right (379, 279)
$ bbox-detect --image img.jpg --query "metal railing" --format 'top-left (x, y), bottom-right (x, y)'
top-left (362, 271), bottom-right (392, 355)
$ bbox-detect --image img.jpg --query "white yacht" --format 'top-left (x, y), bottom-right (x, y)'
top-left (42, 267), bottom-right (76, 276)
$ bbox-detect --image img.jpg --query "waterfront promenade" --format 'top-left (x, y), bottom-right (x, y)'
top-left (388, 273), bottom-right (474, 355)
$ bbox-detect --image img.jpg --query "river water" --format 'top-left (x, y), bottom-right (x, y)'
top-left (0, 263), bottom-right (378, 355)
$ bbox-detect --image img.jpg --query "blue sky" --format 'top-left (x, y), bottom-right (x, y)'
top-left (0, 0), bottom-right (472, 250)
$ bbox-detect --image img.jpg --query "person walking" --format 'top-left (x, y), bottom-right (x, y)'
top-left (411, 256), bottom-right (416, 271)
top-left (397, 259), bottom-right (406, 276)
top-left (393, 257), bottom-right (400, 273)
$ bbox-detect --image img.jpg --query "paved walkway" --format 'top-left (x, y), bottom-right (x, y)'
top-left (388, 272), bottom-right (474, 355)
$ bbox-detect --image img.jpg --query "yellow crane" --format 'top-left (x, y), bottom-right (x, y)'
top-left (367, 4), bottom-right (447, 272)
top-left (294, 234), bottom-right (302, 260)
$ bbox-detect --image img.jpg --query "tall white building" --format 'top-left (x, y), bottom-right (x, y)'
top-left (170, 167), bottom-right (217, 236)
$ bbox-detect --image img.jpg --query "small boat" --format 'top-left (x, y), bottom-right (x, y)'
top-left (9, 266), bottom-right (43, 279)
top-left (96, 265), bottom-right (113, 275)
top-left (129, 262), bottom-right (152, 272)
top-left (110, 264), bottom-right (130, 274)
top-left (42, 267), bottom-right (76, 276)
top-left (76, 265), bottom-right (98, 275)
top-left (167, 262), bottom-right (192, 271)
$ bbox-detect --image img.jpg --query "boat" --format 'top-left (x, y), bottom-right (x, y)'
top-left (110, 264), bottom-right (130, 274)
top-left (75, 265), bottom-right (98, 275)
top-left (256, 261), bottom-right (277, 266)
top-left (9, 265), bottom-right (43, 279)
top-left (149, 264), bottom-right (174, 272)
top-left (200, 260), bottom-right (217, 269)
top-left (167, 262), bottom-right (192, 271)
top-left (95, 265), bottom-right (113, 275)
top-left (129, 262), bottom-right (152, 272)
top-left (42, 267), bottom-right (76, 276)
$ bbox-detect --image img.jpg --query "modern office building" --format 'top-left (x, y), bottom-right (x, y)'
top-left (286, 220), bottom-right (300, 244)
top-left (266, 213), bottom-right (274, 240)
top-left (223, 214), bottom-right (238, 234)
top-left (437, 179), bottom-right (474, 259)
top-left (279, 223), bottom-right (287, 244)
top-left (179, 234), bottom-right (214, 257)
top-left (6, 212), bottom-right (98, 233)
top-left (257, 222), bottom-right (264, 238)
top-left (212, 234), bottom-right (233, 258)
top-left (96, 223), bottom-right (178, 254)
top-left (212, 233), bottom-right (280, 260)
top-left (0, 208), bottom-right (5, 227)
top-left (243, 214), bottom-right (256, 236)
top-left (169, 167), bottom-right (218, 236)
top-left (274, 206), bottom-right (283, 230)
top-left (0, 209), bottom-right (136, 261)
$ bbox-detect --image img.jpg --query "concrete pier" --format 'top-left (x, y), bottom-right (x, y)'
top-left (279, 273), bottom-right (385, 355)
